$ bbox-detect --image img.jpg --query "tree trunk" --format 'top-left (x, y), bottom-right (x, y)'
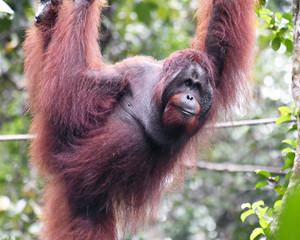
top-left (291, 0), bottom-right (300, 181)
top-left (271, 0), bottom-right (300, 238)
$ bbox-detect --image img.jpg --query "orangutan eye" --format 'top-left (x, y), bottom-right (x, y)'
top-left (193, 83), bottom-right (201, 91)
top-left (184, 79), bottom-right (193, 87)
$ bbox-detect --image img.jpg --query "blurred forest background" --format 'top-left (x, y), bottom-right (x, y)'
top-left (0, 0), bottom-right (295, 239)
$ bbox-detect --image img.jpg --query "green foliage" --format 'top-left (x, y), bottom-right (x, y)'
top-left (241, 200), bottom-right (274, 239)
top-left (240, 3), bottom-right (294, 237)
top-left (257, 7), bottom-right (293, 54)
top-left (103, 0), bottom-right (195, 61)
top-left (241, 104), bottom-right (297, 239)
top-left (0, 0), bottom-right (40, 239)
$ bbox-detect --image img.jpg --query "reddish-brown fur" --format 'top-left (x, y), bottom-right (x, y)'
top-left (24, 0), bottom-right (257, 239)
top-left (193, 0), bottom-right (257, 111)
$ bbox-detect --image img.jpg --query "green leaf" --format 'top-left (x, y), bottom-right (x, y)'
top-left (260, 8), bottom-right (271, 15)
top-left (253, 200), bottom-right (265, 210)
top-left (267, 208), bottom-right (274, 217)
top-left (259, 217), bottom-right (269, 228)
top-left (274, 200), bottom-right (282, 211)
top-left (282, 153), bottom-right (296, 170)
top-left (282, 165), bottom-right (292, 171)
top-left (274, 185), bottom-right (287, 196)
top-left (282, 139), bottom-right (297, 149)
top-left (274, 176), bottom-right (279, 182)
top-left (278, 27), bottom-right (288, 37)
top-left (287, 124), bottom-right (297, 133)
top-left (258, 206), bottom-right (269, 218)
top-left (285, 171), bottom-right (291, 180)
top-left (282, 147), bottom-right (293, 153)
top-left (255, 170), bottom-right (271, 178)
top-left (261, 23), bottom-right (270, 31)
top-left (241, 209), bottom-right (255, 222)
top-left (259, 0), bottom-right (267, 7)
top-left (284, 39), bottom-right (293, 53)
top-left (278, 106), bottom-right (291, 116)
top-left (261, 15), bottom-right (272, 24)
top-left (272, 37), bottom-right (281, 51)
top-left (269, 18), bottom-right (275, 27)
top-left (241, 203), bottom-right (252, 210)
top-left (0, 0), bottom-right (14, 14)
top-left (255, 182), bottom-right (268, 188)
top-left (282, 13), bottom-right (292, 22)
top-left (250, 228), bottom-right (265, 240)
top-left (275, 12), bottom-right (282, 22)
top-left (285, 158), bottom-right (294, 166)
top-left (264, 226), bottom-right (271, 237)
top-left (286, 152), bottom-right (295, 161)
top-left (276, 115), bottom-right (292, 125)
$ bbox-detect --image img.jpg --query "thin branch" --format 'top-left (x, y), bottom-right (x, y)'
top-left (197, 161), bottom-right (284, 174)
top-left (0, 117), bottom-right (295, 142)
top-left (0, 122), bottom-right (286, 174)
top-left (215, 118), bottom-right (280, 128)
top-left (0, 134), bottom-right (35, 142)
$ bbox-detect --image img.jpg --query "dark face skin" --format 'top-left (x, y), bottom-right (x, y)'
top-left (119, 61), bottom-right (213, 145)
top-left (162, 63), bottom-right (213, 121)
top-left (35, 0), bottom-right (61, 25)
